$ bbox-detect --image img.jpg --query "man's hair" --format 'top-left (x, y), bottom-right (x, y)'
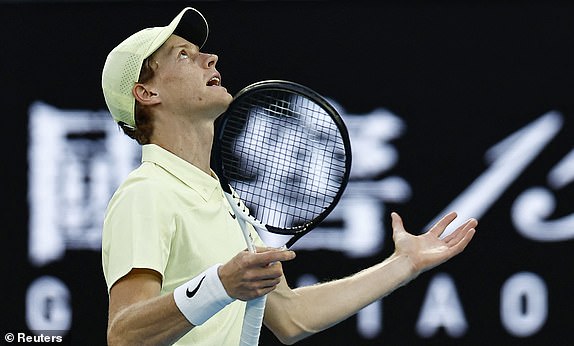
top-left (119, 57), bottom-right (156, 145)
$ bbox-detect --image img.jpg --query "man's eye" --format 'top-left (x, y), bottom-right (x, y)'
top-left (179, 50), bottom-right (189, 59)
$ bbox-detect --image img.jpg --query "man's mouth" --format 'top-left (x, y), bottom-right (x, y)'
top-left (207, 76), bottom-right (221, 87)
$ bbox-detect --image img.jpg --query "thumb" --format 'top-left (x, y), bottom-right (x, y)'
top-left (391, 212), bottom-right (406, 237)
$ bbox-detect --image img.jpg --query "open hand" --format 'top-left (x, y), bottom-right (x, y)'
top-left (391, 212), bottom-right (476, 275)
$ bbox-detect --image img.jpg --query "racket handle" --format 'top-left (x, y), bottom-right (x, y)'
top-left (240, 295), bottom-right (267, 346)
top-left (238, 214), bottom-right (265, 345)
top-left (225, 191), bottom-right (266, 345)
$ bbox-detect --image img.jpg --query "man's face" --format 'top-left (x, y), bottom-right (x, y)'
top-left (147, 34), bottom-right (232, 120)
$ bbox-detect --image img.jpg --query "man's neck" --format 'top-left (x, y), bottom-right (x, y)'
top-left (151, 118), bottom-right (215, 175)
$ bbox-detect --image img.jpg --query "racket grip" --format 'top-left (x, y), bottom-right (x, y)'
top-left (240, 295), bottom-right (267, 346)
top-left (225, 191), bottom-right (266, 345)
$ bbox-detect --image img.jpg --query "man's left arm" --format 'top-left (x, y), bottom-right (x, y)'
top-left (263, 212), bottom-right (476, 345)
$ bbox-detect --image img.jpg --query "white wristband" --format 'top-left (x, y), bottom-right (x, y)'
top-left (173, 264), bottom-right (235, 326)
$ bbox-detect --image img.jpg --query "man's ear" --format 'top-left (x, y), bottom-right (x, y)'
top-left (133, 83), bottom-right (161, 106)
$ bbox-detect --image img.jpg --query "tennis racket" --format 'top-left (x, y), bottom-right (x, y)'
top-left (213, 80), bottom-right (352, 346)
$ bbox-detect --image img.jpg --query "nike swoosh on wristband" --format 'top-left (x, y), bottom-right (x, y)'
top-left (186, 276), bottom-right (206, 299)
top-left (229, 210), bottom-right (236, 219)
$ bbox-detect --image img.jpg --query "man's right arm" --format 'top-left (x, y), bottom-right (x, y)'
top-left (106, 248), bottom-right (296, 345)
top-left (107, 268), bottom-right (193, 346)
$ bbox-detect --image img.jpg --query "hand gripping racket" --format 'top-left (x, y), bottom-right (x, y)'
top-left (213, 80), bottom-right (352, 345)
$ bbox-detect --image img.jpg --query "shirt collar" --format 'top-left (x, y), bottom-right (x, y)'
top-left (141, 144), bottom-right (220, 202)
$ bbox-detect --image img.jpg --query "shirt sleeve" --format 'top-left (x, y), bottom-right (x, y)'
top-left (102, 179), bottom-right (174, 292)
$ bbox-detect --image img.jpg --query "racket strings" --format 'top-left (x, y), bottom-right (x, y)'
top-left (220, 90), bottom-right (348, 232)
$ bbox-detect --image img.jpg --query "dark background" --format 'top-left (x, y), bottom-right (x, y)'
top-left (1, 1), bottom-right (573, 345)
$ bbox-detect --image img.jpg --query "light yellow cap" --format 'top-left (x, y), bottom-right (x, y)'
top-left (101, 7), bottom-right (208, 127)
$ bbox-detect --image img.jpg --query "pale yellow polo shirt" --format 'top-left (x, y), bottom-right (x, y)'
top-left (102, 144), bottom-right (263, 345)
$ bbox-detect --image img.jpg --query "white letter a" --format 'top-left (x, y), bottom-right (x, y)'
top-left (416, 273), bottom-right (467, 338)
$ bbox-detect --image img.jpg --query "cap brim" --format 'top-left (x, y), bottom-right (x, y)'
top-left (144, 7), bottom-right (209, 59)
top-left (174, 7), bottom-right (209, 49)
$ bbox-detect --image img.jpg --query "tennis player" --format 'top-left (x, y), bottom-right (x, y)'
top-left (101, 7), bottom-right (477, 345)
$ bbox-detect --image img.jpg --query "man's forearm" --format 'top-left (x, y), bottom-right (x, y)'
top-left (266, 253), bottom-right (417, 344)
top-left (108, 293), bottom-right (192, 346)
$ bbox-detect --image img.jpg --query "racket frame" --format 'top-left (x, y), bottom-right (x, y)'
top-left (213, 80), bottom-right (352, 245)
top-left (213, 80), bottom-right (352, 346)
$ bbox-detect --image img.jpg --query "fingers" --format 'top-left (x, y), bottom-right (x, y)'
top-left (442, 218), bottom-right (478, 244)
top-left (455, 227), bottom-right (476, 252)
top-left (238, 248), bottom-right (295, 281)
top-left (444, 221), bottom-right (477, 255)
top-left (251, 247), bottom-right (296, 267)
top-left (392, 210), bottom-right (477, 249)
top-left (428, 211), bottom-right (458, 237)
top-left (237, 259), bottom-right (286, 299)
top-left (391, 212), bottom-right (406, 235)
top-left (220, 248), bottom-right (296, 301)
top-left (390, 212), bottom-right (403, 227)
